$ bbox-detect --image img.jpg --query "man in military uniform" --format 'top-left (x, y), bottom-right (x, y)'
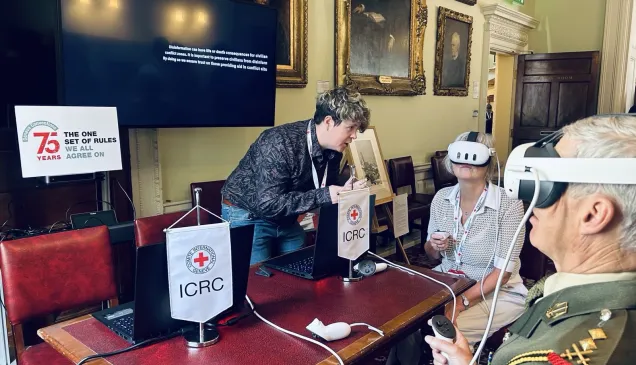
top-left (425, 114), bottom-right (636, 365)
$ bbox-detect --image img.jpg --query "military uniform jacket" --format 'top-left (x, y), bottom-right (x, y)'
top-left (492, 278), bottom-right (636, 365)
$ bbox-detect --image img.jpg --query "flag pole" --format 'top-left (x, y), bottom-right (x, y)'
top-left (183, 187), bottom-right (220, 348)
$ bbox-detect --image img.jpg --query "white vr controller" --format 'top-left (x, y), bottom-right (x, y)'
top-left (353, 260), bottom-right (388, 277)
top-left (306, 318), bottom-right (384, 342)
top-left (448, 140), bottom-right (495, 166)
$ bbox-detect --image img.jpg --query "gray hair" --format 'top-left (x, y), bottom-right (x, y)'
top-left (561, 115), bottom-right (636, 251)
top-left (443, 131), bottom-right (498, 183)
top-left (313, 87), bottom-right (370, 132)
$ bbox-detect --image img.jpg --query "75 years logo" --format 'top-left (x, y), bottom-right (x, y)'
top-left (21, 121), bottom-right (61, 160)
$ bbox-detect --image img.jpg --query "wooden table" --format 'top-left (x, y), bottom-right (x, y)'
top-left (39, 266), bottom-right (472, 365)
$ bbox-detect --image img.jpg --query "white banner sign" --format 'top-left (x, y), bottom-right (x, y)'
top-left (338, 188), bottom-right (370, 260)
top-left (166, 223), bottom-right (233, 323)
top-left (14, 106), bottom-right (122, 178)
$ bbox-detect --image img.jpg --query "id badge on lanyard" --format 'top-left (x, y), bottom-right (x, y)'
top-left (452, 186), bottom-right (488, 267)
top-left (307, 121), bottom-right (328, 189)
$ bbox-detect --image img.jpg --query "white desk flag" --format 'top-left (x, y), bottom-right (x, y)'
top-left (337, 188), bottom-right (370, 260)
top-left (166, 222), bottom-right (233, 323)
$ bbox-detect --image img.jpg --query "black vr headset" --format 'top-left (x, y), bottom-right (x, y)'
top-left (447, 131), bottom-right (496, 167)
top-left (504, 128), bottom-right (636, 208)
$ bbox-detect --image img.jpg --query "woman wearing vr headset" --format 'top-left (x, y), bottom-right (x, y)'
top-left (388, 131), bottom-right (527, 365)
top-left (425, 131), bottom-right (528, 345)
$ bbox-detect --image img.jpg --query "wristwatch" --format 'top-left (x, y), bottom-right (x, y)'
top-left (461, 294), bottom-right (470, 308)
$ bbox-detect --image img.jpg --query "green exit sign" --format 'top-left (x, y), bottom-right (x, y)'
top-left (513, 0), bottom-right (524, 4)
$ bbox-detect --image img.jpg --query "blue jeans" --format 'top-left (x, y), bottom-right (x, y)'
top-left (221, 203), bottom-right (305, 265)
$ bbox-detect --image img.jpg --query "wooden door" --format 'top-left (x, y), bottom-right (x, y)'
top-left (512, 52), bottom-right (600, 148)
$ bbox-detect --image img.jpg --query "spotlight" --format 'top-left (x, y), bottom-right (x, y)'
top-left (197, 11), bottom-right (207, 24)
top-left (175, 9), bottom-right (185, 22)
top-left (109, 0), bottom-right (119, 8)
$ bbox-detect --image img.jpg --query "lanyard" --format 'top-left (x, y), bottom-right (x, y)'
top-left (452, 186), bottom-right (488, 265)
top-left (307, 121), bottom-right (328, 189)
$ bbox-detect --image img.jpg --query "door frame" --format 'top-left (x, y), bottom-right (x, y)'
top-left (478, 4), bottom-right (538, 161)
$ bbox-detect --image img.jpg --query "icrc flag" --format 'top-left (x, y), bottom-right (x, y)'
top-left (338, 188), bottom-right (370, 260)
top-left (166, 222), bottom-right (233, 323)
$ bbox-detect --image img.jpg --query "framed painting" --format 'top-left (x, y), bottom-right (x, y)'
top-left (433, 7), bottom-right (473, 96)
top-left (254, 0), bottom-right (308, 88)
top-left (344, 127), bottom-right (394, 205)
top-left (336, 0), bottom-right (428, 96)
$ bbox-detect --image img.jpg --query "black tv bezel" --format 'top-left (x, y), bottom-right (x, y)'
top-left (53, 0), bottom-right (278, 129)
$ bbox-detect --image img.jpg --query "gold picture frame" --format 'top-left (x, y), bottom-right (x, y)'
top-left (336, 0), bottom-right (428, 96)
top-left (254, 0), bottom-right (308, 88)
top-left (344, 127), bottom-right (394, 205)
top-left (433, 7), bottom-right (473, 96)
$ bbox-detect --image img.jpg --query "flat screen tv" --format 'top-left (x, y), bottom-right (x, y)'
top-left (58, 0), bottom-right (277, 128)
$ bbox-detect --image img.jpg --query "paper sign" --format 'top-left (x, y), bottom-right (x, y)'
top-left (317, 80), bottom-right (330, 94)
top-left (338, 188), bottom-right (370, 260)
top-left (392, 193), bottom-right (409, 238)
top-left (14, 106), bottom-right (122, 178)
top-left (166, 223), bottom-right (233, 323)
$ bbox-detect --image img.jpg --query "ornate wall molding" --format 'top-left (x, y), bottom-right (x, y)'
top-left (598, 0), bottom-right (634, 114)
top-left (129, 129), bottom-right (164, 218)
top-left (481, 4), bottom-right (539, 54)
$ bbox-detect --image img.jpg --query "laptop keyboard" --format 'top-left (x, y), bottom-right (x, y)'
top-left (112, 316), bottom-right (134, 335)
top-left (285, 256), bottom-right (314, 273)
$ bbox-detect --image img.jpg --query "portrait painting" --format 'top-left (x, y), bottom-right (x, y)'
top-left (345, 127), bottom-right (393, 204)
top-left (434, 7), bottom-right (473, 96)
top-left (253, 0), bottom-right (308, 87)
top-left (336, 0), bottom-right (428, 96)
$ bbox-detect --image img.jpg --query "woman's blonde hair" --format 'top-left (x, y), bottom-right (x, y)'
top-left (443, 131), bottom-right (498, 182)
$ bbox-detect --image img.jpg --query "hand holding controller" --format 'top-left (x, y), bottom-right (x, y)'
top-left (430, 231), bottom-right (451, 251)
top-left (430, 315), bottom-right (456, 361)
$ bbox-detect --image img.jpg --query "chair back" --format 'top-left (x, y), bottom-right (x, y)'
top-left (388, 156), bottom-right (417, 195)
top-left (431, 151), bottom-right (457, 192)
top-left (134, 211), bottom-right (210, 247)
top-left (190, 180), bottom-right (225, 217)
top-left (0, 226), bottom-right (117, 356)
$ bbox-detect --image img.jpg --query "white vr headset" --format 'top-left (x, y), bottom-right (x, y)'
top-left (504, 129), bottom-right (636, 208)
top-left (448, 131), bottom-right (496, 167)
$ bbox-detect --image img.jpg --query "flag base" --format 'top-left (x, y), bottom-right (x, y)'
top-left (184, 324), bottom-right (220, 348)
top-left (340, 259), bottom-right (364, 282)
top-left (340, 272), bottom-right (364, 282)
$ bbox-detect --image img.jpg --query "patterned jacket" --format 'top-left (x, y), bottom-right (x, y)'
top-left (221, 119), bottom-right (342, 225)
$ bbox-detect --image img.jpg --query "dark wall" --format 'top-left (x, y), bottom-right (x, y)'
top-left (0, 0), bottom-right (133, 233)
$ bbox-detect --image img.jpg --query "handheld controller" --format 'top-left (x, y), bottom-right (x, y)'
top-left (430, 315), bottom-right (456, 361)
top-left (353, 260), bottom-right (388, 277)
top-left (306, 319), bottom-right (351, 342)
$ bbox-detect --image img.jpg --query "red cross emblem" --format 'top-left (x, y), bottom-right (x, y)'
top-left (346, 204), bottom-right (363, 225)
top-left (193, 252), bottom-right (209, 267)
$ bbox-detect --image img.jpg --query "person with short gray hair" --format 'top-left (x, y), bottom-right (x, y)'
top-left (221, 86), bottom-right (370, 264)
top-left (426, 115), bottom-right (636, 365)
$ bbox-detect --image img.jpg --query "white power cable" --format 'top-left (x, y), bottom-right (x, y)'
top-left (469, 167), bottom-right (540, 365)
top-left (479, 155), bottom-right (502, 313)
top-left (350, 323), bottom-right (384, 336)
top-left (245, 295), bottom-right (345, 365)
top-left (366, 251), bottom-right (458, 322)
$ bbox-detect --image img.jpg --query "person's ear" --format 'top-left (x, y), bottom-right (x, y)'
top-left (580, 194), bottom-right (617, 236)
top-left (324, 116), bottom-right (333, 131)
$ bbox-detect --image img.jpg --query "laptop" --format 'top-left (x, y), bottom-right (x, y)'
top-left (70, 210), bottom-right (118, 229)
top-left (263, 195), bottom-right (376, 280)
top-left (93, 224), bottom-right (255, 344)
